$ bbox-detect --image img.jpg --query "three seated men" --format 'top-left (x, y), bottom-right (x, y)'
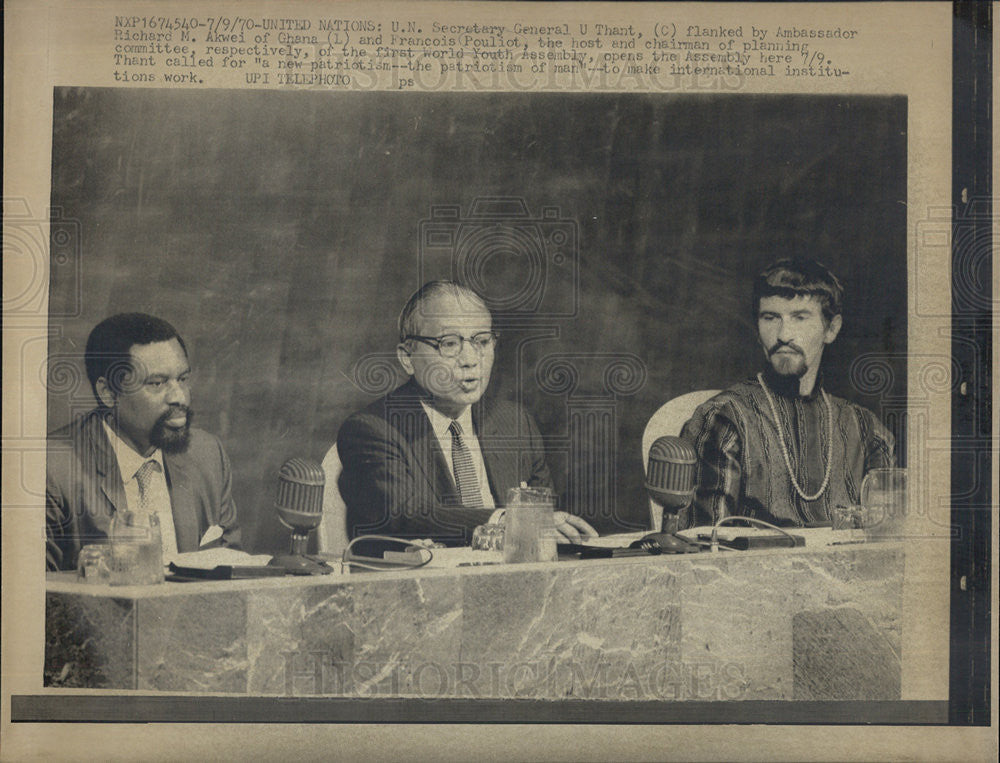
top-left (47, 261), bottom-right (895, 560)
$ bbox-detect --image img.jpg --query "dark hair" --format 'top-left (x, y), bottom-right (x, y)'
top-left (397, 281), bottom-right (490, 343)
top-left (85, 313), bottom-right (187, 405)
top-left (753, 258), bottom-right (844, 323)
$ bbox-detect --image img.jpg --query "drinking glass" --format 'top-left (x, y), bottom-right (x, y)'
top-left (503, 487), bottom-right (558, 563)
top-left (860, 468), bottom-right (908, 542)
top-left (831, 505), bottom-right (866, 543)
top-left (76, 544), bottom-right (112, 584)
top-left (109, 510), bottom-right (165, 585)
top-left (471, 523), bottom-right (505, 551)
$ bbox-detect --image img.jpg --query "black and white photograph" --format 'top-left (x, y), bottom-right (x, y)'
top-left (3, 1), bottom-right (992, 760)
top-left (42, 86), bottom-right (908, 695)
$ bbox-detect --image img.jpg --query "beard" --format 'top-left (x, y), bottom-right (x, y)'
top-left (767, 344), bottom-right (808, 378)
top-left (150, 407), bottom-right (193, 454)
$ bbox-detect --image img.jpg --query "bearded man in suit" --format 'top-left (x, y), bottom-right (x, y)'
top-left (337, 281), bottom-right (596, 546)
top-left (46, 313), bottom-right (240, 570)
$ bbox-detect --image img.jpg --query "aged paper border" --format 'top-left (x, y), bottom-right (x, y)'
top-left (3, 1), bottom-right (996, 760)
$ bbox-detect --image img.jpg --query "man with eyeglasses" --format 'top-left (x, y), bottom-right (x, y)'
top-left (337, 281), bottom-right (597, 546)
top-left (45, 313), bottom-right (241, 570)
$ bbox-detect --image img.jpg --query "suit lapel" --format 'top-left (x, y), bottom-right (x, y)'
top-left (420, 419), bottom-right (457, 502)
top-left (163, 450), bottom-right (203, 551)
top-left (475, 401), bottom-right (517, 505)
top-left (387, 382), bottom-right (457, 504)
top-left (407, 409), bottom-right (457, 503)
top-left (87, 413), bottom-right (128, 519)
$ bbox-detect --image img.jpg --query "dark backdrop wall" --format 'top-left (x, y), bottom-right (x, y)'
top-left (47, 88), bottom-right (907, 553)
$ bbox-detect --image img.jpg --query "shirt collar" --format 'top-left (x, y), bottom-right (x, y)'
top-left (101, 418), bottom-right (164, 482)
top-left (420, 401), bottom-right (475, 441)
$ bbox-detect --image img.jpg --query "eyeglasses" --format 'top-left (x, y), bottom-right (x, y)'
top-left (406, 331), bottom-right (498, 358)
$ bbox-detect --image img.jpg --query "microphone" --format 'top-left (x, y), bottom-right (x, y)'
top-left (643, 435), bottom-right (700, 554)
top-left (645, 435), bottom-right (697, 513)
top-left (270, 457), bottom-right (332, 575)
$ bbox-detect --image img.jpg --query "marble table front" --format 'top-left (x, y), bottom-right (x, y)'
top-left (46, 541), bottom-right (903, 701)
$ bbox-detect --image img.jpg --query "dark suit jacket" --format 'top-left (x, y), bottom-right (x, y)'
top-left (46, 409), bottom-right (241, 571)
top-left (336, 379), bottom-right (553, 545)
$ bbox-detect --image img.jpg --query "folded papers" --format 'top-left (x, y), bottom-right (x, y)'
top-left (166, 547), bottom-right (273, 570)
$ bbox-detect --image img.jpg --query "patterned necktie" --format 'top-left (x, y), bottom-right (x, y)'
top-left (449, 420), bottom-right (484, 508)
top-left (135, 459), bottom-right (178, 558)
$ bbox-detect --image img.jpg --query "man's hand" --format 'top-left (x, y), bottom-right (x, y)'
top-left (552, 511), bottom-right (598, 544)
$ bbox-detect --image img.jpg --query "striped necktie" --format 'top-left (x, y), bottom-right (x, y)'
top-left (135, 459), bottom-right (178, 558)
top-left (449, 420), bottom-right (484, 508)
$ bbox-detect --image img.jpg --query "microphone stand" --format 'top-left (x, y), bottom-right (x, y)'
top-left (644, 492), bottom-right (701, 554)
top-left (652, 507), bottom-right (701, 554)
top-left (269, 529), bottom-right (335, 575)
top-left (643, 436), bottom-right (702, 554)
top-left (268, 457), bottom-right (335, 575)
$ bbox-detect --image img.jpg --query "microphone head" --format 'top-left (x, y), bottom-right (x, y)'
top-left (275, 457), bottom-right (325, 533)
top-left (645, 435), bottom-right (697, 512)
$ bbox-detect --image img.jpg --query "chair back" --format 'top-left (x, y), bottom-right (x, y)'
top-left (641, 390), bottom-right (719, 530)
top-left (316, 444), bottom-right (349, 556)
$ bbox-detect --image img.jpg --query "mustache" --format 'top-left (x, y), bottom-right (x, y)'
top-left (767, 341), bottom-right (804, 357)
top-left (156, 405), bottom-right (192, 424)
top-left (152, 406), bottom-right (193, 454)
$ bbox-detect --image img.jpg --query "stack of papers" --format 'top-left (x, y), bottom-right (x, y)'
top-left (579, 532), bottom-right (647, 548)
top-left (166, 548), bottom-right (274, 570)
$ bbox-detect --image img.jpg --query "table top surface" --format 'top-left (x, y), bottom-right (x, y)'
top-left (47, 528), bottom-right (902, 599)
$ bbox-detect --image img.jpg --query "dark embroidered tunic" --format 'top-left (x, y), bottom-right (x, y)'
top-left (681, 368), bottom-right (895, 527)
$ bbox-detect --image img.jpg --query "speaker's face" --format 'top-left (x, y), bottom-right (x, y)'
top-left (398, 295), bottom-right (495, 419)
top-left (757, 295), bottom-right (841, 381)
top-left (103, 338), bottom-right (192, 455)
